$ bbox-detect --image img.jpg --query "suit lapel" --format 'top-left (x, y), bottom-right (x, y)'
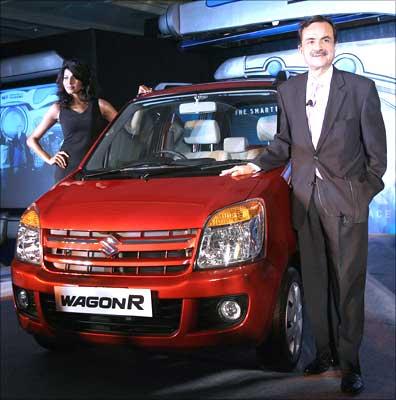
top-left (294, 73), bottom-right (315, 150)
top-left (316, 67), bottom-right (347, 151)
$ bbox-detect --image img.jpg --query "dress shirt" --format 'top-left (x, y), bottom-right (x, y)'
top-left (306, 66), bottom-right (333, 179)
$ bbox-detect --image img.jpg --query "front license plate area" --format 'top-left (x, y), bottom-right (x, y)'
top-left (54, 286), bottom-right (153, 317)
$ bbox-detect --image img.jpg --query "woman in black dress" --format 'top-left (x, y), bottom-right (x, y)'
top-left (27, 59), bottom-right (117, 181)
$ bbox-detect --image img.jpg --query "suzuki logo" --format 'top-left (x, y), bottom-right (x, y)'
top-left (99, 235), bottom-right (120, 257)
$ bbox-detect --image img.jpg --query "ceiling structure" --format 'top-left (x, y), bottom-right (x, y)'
top-left (0, 0), bottom-right (186, 44)
top-left (1, 1), bottom-right (394, 49)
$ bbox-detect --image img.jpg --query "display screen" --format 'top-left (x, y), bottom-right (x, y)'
top-left (0, 82), bottom-right (63, 209)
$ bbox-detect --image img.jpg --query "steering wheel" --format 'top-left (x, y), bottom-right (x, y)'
top-left (155, 150), bottom-right (188, 160)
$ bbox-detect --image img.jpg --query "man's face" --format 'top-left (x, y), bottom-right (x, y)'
top-left (299, 22), bottom-right (336, 72)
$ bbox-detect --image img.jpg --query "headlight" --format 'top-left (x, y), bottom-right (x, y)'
top-left (196, 199), bottom-right (265, 269)
top-left (16, 206), bottom-right (41, 265)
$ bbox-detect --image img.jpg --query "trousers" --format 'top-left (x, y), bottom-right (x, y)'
top-left (298, 180), bottom-right (368, 373)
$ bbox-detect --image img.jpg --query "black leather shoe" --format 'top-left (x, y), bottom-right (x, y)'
top-left (304, 354), bottom-right (333, 375)
top-left (341, 372), bottom-right (364, 395)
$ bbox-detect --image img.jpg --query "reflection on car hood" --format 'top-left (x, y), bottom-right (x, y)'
top-left (36, 175), bottom-right (264, 231)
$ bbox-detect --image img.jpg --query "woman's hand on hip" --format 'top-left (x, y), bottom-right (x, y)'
top-left (48, 151), bottom-right (69, 168)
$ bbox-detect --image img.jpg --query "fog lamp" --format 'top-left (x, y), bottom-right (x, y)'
top-left (17, 289), bottom-right (29, 310)
top-left (218, 300), bottom-right (241, 321)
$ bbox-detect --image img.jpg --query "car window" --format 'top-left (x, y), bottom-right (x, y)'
top-left (231, 104), bottom-right (278, 145)
top-left (85, 90), bottom-right (278, 172)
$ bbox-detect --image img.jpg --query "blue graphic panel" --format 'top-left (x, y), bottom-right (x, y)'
top-left (206, 0), bottom-right (241, 7)
top-left (0, 83), bottom-right (63, 208)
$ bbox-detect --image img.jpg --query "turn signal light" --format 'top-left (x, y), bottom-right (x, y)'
top-left (207, 200), bottom-right (262, 227)
top-left (20, 209), bottom-right (40, 229)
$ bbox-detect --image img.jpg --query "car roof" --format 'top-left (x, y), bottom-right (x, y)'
top-left (134, 78), bottom-right (278, 102)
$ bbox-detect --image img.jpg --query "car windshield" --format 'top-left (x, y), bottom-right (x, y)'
top-left (84, 90), bottom-right (278, 176)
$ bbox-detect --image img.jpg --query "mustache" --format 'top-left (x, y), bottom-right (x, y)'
top-left (311, 50), bottom-right (328, 56)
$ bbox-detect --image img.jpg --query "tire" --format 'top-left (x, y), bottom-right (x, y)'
top-left (33, 334), bottom-right (76, 352)
top-left (257, 266), bottom-right (304, 371)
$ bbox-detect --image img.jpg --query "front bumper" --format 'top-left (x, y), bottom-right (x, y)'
top-left (11, 259), bottom-right (282, 348)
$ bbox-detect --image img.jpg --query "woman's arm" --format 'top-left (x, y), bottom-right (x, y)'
top-left (98, 99), bottom-right (117, 122)
top-left (26, 103), bottom-right (69, 168)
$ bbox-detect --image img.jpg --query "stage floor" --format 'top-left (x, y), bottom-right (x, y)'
top-left (1, 236), bottom-right (395, 400)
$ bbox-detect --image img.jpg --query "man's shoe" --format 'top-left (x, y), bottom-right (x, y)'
top-left (341, 372), bottom-right (364, 395)
top-left (304, 354), bottom-right (333, 375)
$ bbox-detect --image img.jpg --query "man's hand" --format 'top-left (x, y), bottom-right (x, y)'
top-left (220, 164), bottom-right (258, 177)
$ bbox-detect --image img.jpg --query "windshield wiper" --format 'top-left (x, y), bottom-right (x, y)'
top-left (82, 159), bottom-right (248, 180)
top-left (140, 159), bottom-right (248, 179)
top-left (82, 160), bottom-right (177, 179)
top-left (199, 159), bottom-right (249, 169)
top-left (140, 165), bottom-right (207, 180)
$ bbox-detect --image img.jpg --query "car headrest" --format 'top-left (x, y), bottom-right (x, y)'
top-left (184, 120), bottom-right (220, 144)
top-left (256, 115), bottom-right (277, 141)
top-left (129, 109), bottom-right (144, 136)
top-left (223, 137), bottom-right (248, 153)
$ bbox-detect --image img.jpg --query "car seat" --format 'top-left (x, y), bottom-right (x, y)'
top-left (223, 137), bottom-right (248, 159)
top-left (184, 120), bottom-right (229, 161)
top-left (224, 137), bottom-right (264, 160)
top-left (256, 115), bottom-right (277, 142)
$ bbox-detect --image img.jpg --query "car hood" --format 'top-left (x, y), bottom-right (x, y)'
top-left (36, 175), bottom-right (265, 231)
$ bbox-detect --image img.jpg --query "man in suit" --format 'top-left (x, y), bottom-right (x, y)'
top-left (221, 15), bottom-right (387, 395)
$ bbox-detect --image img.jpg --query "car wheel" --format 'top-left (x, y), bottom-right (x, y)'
top-left (257, 266), bottom-right (304, 371)
top-left (33, 334), bottom-right (75, 352)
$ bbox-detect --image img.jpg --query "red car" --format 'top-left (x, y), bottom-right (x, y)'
top-left (12, 79), bottom-right (303, 371)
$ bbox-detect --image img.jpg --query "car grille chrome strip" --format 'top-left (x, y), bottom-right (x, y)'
top-left (43, 229), bottom-right (198, 275)
top-left (46, 237), bottom-right (191, 245)
top-left (45, 254), bottom-right (191, 267)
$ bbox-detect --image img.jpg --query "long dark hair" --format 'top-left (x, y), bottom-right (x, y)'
top-left (56, 59), bottom-right (96, 108)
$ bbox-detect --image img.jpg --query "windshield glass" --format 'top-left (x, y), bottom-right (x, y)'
top-left (84, 90), bottom-right (278, 173)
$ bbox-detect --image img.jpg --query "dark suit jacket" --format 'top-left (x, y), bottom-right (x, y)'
top-left (254, 67), bottom-right (387, 229)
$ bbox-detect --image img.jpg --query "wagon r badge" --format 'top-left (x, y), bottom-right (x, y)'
top-left (99, 235), bottom-right (120, 257)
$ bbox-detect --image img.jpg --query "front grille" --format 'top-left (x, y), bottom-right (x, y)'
top-left (40, 293), bottom-right (182, 335)
top-left (43, 229), bottom-right (198, 275)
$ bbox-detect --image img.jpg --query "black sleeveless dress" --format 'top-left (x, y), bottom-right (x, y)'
top-left (55, 99), bottom-right (107, 181)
